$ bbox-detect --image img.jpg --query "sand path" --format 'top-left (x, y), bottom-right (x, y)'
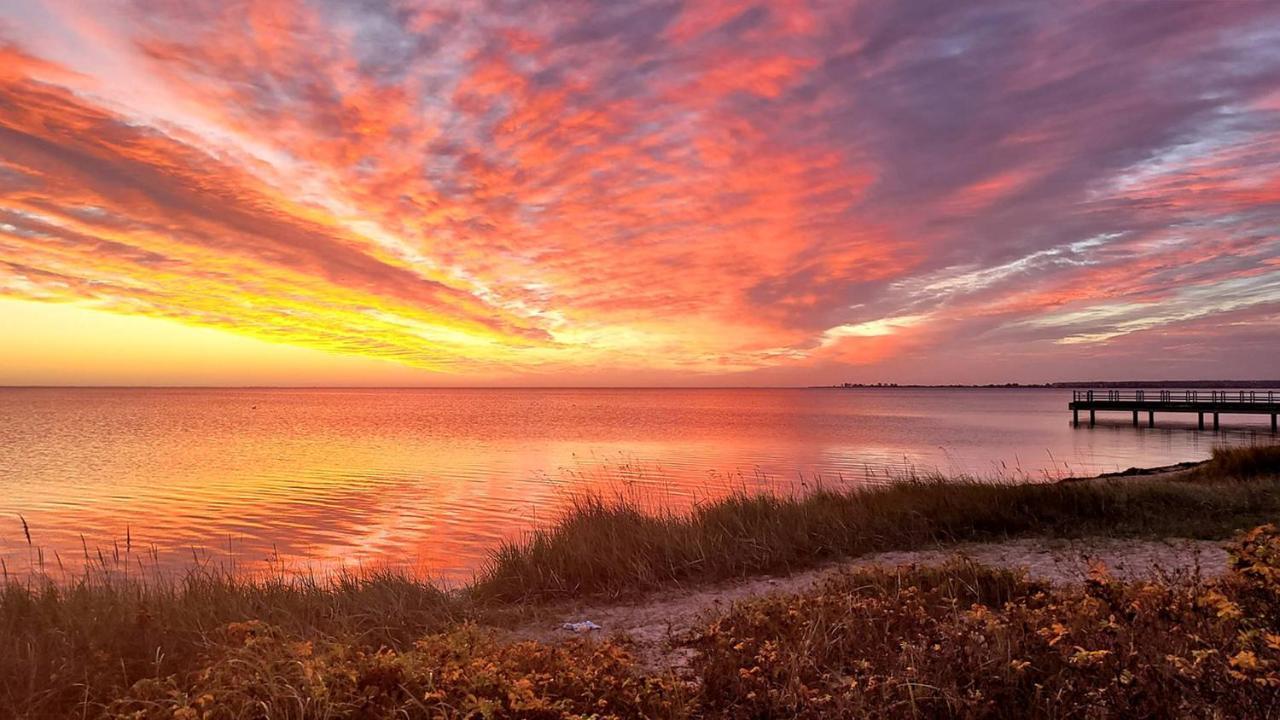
top-left (510, 535), bottom-right (1228, 669)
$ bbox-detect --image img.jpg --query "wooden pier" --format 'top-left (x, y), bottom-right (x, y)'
top-left (1070, 389), bottom-right (1280, 431)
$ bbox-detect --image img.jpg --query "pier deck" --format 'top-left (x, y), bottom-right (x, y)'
top-left (1069, 389), bottom-right (1280, 431)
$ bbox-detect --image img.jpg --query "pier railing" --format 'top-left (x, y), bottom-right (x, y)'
top-left (1072, 390), bottom-right (1279, 404)
top-left (1069, 388), bottom-right (1280, 430)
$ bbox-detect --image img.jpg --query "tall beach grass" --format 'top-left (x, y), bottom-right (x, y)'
top-left (478, 444), bottom-right (1280, 599)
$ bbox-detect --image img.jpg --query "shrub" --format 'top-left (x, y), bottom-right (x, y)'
top-left (687, 526), bottom-right (1280, 718)
top-left (108, 624), bottom-right (692, 720)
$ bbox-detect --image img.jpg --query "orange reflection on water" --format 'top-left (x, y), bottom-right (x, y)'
top-left (2, 388), bottom-right (1265, 580)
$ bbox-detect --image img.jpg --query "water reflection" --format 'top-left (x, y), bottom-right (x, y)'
top-left (0, 388), bottom-right (1269, 580)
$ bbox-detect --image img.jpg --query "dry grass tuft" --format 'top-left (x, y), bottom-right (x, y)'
top-left (1200, 443), bottom-right (1280, 480)
top-left (0, 566), bottom-right (466, 717)
top-left (478, 467), bottom-right (1280, 600)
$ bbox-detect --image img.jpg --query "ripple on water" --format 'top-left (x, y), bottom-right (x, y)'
top-left (1, 387), bottom-right (1270, 580)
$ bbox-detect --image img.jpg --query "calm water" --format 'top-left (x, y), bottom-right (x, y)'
top-left (1, 388), bottom-right (1273, 580)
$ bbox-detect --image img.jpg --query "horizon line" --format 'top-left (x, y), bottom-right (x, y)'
top-left (4, 380), bottom-right (1280, 391)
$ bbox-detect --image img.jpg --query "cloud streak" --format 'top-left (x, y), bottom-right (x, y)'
top-left (1, 0), bottom-right (1278, 383)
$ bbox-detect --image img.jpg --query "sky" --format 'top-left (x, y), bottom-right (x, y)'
top-left (1, 0), bottom-right (1278, 386)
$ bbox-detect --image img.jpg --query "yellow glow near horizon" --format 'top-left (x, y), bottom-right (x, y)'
top-left (0, 298), bottom-right (434, 386)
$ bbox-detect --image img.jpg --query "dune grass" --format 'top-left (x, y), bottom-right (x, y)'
top-left (0, 566), bottom-right (472, 717)
top-left (477, 445), bottom-right (1280, 600)
top-left (1196, 442), bottom-right (1280, 480)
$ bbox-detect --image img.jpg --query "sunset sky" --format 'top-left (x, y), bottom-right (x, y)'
top-left (1, 0), bottom-right (1278, 386)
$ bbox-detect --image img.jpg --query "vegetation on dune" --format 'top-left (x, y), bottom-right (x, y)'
top-left (479, 449), bottom-right (1280, 600)
top-left (7, 525), bottom-right (1280, 718)
top-left (0, 568), bottom-right (468, 718)
top-left (1196, 443), bottom-right (1280, 480)
top-left (688, 525), bottom-right (1280, 718)
top-left (111, 624), bottom-right (689, 720)
top-left (3, 446), bottom-right (1280, 717)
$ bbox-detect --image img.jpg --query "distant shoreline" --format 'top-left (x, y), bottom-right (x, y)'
top-left (4, 380), bottom-right (1280, 390)
top-left (816, 380), bottom-right (1280, 389)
